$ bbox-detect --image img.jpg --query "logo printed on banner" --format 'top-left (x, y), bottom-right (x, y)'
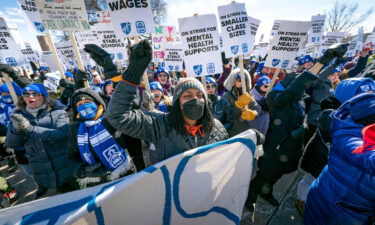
top-left (121, 22), bottom-right (132, 35)
top-left (312, 37), bottom-right (316, 42)
top-left (5, 57), bottom-right (17, 66)
top-left (136, 21), bottom-right (146, 34)
top-left (272, 59), bottom-right (280, 67)
top-left (193, 65), bottom-right (203, 76)
top-left (34, 22), bottom-right (45, 32)
top-left (117, 53), bottom-right (123, 60)
top-left (242, 43), bottom-right (249, 53)
top-left (231, 45), bottom-right (239, 55)
top-left (110, 54), bottom-right (115, 60)
top-left (175, 65), bottom-right (180, 71)
top-left (69, 61), bottom-right (75, 66)
top-left (103, 144), bottom-right (125, 168)
top-left (168, 65), bottom-right (173, 70)
top-left (282, 60), bottom-right (290, 69)
top-left (206, 63), bottom-right (215, 74)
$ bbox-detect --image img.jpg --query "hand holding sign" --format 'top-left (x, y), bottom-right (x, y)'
top-left (0, 63), bottom-right (20, 80)
top-left (318, 43), bottom-right (349, 65)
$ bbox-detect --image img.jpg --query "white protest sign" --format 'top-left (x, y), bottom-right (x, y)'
top-left (179, 14), bottom-right (223, 77)
top-left (91, 11), bottom-right (128, 62)
top-left (152, 33), bottom-right (165, 62)
top-left (0, 18), bottom-right (24, 66)
top-left (164, 44), bottom-right (183, 72)
top-left (17, 0), bottom-right (46, 33)
top-left (154, 25), bottom-right (177, 44)
top-left (265, 20), bottom-right (311, 69)
top-left (75, 30), bottom-right (99, 49)
top-left (357, 27), bottom-right (364, 42)
top-left (365, 33), bottom-right (375, 44)
top-left (106, 0), bottom-right (154, 38)
top-left (308, 15), bottom-right (326, 44)
top-left (248, 16), bottom-right (260, 50)
top-left (318, 32), bottom-right (345, 56)
top-left (218, 3), bottom-right (251, 57)
top-left (40, 52), bottom-right (58, 72)
top-left (35, 0), bottom-right (90, 31)
top-left (21, 47), bottom-right (40, 64)
top-left (55, 41), bottom-right (77, 69)
top-left (269, 20), bottom-right (281, 42)
top-left (344, 40), bottom-right (359, 57)
top-left (43, 72), bottom-right (61, 93)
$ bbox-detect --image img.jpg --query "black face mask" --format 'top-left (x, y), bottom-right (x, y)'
top-left (182, 98), bottom-right (205, 120)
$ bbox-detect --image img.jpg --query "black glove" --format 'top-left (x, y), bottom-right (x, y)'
top-left (59, 78), bottom-right (76, 89)
top-left (30, 61), bottom-right (39, 72)
top-left (221, 52), bottom-right (229, 65)
top-left (0, 63), bottom-right (20, 79)
top-left (318, 43), bottom-right (349, 65)
top-left (252, 129), bottom-right (265, 145)
top-left (122, 40), bottom-right (152, 85)
top-left (320, 94), bottom-right (341, 110)
top-left (83, 44), bottom-right (118, 80)
top-left (74, 70), bottom-right (89, 82)
top-left (10, 114), bottom-right (32, 133)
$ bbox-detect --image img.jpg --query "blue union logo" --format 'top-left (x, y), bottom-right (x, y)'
top-left (242, 43), bottom-right (249, 53)
top-left (5, 57), bottom-right (17, 66)
top-left (272, 59), bottom-right (280, 67)
top-left (34, 22), bottom-right (45, 32)
top-left (282, 60), bottom-right (290, 69)
top-left (135, 21), bottom-right (146, 34)
top-left (231, 45), bottom-right (239, 55)
top-left (193, 65), bottom-right (202, 76)
top-left (206, 63), bottom-right (215, 74)
top-left (121, 22), bottom-right (132, 35)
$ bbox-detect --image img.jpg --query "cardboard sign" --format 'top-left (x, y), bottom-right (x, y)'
top-left (0, 17), bottom-right (24, 66)
top-left (55, 41), bottom-right (77, 69)
top-left (218, 3), bottom-right (251, 57)
top-left (105, 0), bottom-right (154, 38)
top-left (43, 72), bottom-right (61, 93)
top-left (308, 15), bottom-right (326, 44)
top-left (35, 0), bottom-right (90, 31)
top-left (248, 16), bottom-right (261, 51)
top-left (164, 44), bottom-right (183, 72)
top-left (179, 14), bottom-right (223, 77)
top-left (17, 0), bottom-right (46, 33)
top-left (265, 20), bottom-right (311, 69)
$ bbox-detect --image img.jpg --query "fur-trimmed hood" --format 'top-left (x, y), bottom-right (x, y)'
top-left (223, 68), bottom-right (252, 91)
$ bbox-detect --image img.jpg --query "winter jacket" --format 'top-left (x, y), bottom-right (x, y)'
top-left (208, 94), bottom-right (221, 118)
top-left (347, 56), bottom-right (368, 78)
top-left (6, 100), bottom-right (72, 189)
top-left (249, 88), bottom-right (270, 135)
top-left (217, 65), bottom-right (232, 96)
top-left (259, 72), bottom-right (317, 173)
top-left (160, 81), bottom-right (174, 96)
top-left (305, 95), bottom-right (375, 225)
top-left (105, 82), bottom-right (229, 163)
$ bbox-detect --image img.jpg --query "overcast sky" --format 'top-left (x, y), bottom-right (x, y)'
top-left (0, 0), bottom-right (374, 51)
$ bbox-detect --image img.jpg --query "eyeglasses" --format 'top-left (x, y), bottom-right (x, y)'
top-left (23, 92), bottom-right (41, 98)
top-left (207, 84), bottom-right (215, 89)
top-left (158, 74), bottom-right (167, 77)
top-left (263, 85), bottom-right (269, 88)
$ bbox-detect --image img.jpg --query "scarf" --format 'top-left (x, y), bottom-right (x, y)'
top-left (352, 124), bottom-right (375, 154)
top-left (0, 101), bottom-right (15, 126)
top-left (26, 104), bottom-right (46, 117)
top-left (77, 118), bottom-right (130, 172)
top-left (184, 124), bottom-right (204, 137)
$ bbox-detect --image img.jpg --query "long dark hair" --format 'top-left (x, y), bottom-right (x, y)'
top-left (168, 98), bottom-right (215, 136)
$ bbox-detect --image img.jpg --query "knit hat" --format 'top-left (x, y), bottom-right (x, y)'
top-left (172, 78), bottom-right (207, 105)
top-left (22, 83), bottom-right (48, 98)
top-left (256, 62), bottom-right (265, 73)
top-left (255, 76), bottom-right (272, 87)
top-left (335, 78), bottom-right (375, 103)
top-left (72, 93), bottom-right (95, 107)
top-left (150, 81), bottom-right (163, 92)
top-left (38, 67), bottom-right (48, 72)
top-left (155, 67), bottom-right (170, 77)
top-left (0, 82), bottom-right (22, 96)
top-left (350, 93), bottom-right (375, 121)
top-left (298, 55), bottom-right (314, 66)
top-left (205, 76), bottom-right (217, 86)
top-left (64, 72), bottom-right (73, 78)
top-left (352, 124), bottom-right (375, 154)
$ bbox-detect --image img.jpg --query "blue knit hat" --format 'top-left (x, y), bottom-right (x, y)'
top-left (205, 76), bottom-right (217, 86)
top-left (150, 81), bottom-right (163, 92)
top-left (38, 67), bottom-right (49, 72)
top-left (155, 67), bottom-right (170, 77)
top-left (64, 72), bottom-right (73, 78)
top-left (335, 78), bottom-right (375, 103)
top-left (22, 83), bottom-right (48, 98)
top-left (256, 62), bottom-right (265, 73)
top-left (0, 82), bottom-right (22, 96)
top-left (350, 93), bottom-right (375, 121)
top-left (256, 76), bottom-right (272, 87)
top-left (298, 55), bottom-right (314, 66)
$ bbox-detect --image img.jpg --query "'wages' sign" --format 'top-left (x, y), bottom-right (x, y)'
top-left (106, 0), bottom-right (154, 38)
top-left (0, 17), bottom-right (24, 67)
top-left (218, 2), bottom-right (251, 57)
top-left (35, 0), bottom-right (90, 31)
top-left (164, 44), bottom-right (183, 72)
top-left (179, 14), bottom-right (222, 77)
top-left (17, 0), bottom-right (46, 33)
top-left (265, 20), bottom-right (311, 69)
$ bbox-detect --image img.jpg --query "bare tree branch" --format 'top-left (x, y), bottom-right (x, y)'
top-left (151, 0), bottom-right (168, 25)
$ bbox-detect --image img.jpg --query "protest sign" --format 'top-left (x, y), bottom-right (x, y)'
top-left (357, 27), bottom-right (364, 42)
top-left (265, 20), bottom-right (311, 69)
top-left (318, 32), bottom-right (345, 56)
top-left (179, 14), bottom-right (222, 77)
top-left (0, 130), bottom-right (259, 225)
top-left (218, 2), bottom-right (251, 57)
top-left (21, 47), bottom-right (39, 64)
top-left (0, 17), bottom-right (24, 67)
top-left (35, 0), bottom-right (90, 31)
top-left (307, 15), bottom-right (326, 44)
top-left (269, 20), bottom-right (281, 42)
top-left (164, 44), bottom-right (183, 72)
top-left (90, 11), bottom-right (128, 62)
top-left (75, 30), bottom-right (99, 49)
top-left (152, 33), bottom-right (165, 62)
top-left (248, 16), bottom-right (260, 49)
top-left (55, 41), bottom-right (77, 69)
top-left (365, 33), bottom-right (375, 44)
top-left (17, 0), bottom-right (46, 33)
top-left (344, 40), bottom-right (359, 57)
top-left (154, 25), bottom-right (177, 44)
top-left (40, 52), bottom-right (59, 72)
top-left (105, 0), bottom-right (154, 39)
top-left (43, 72), bottom-right (61, 93)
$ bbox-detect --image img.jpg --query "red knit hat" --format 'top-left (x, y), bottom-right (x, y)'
top-left (352, 124), bottom-right (375, 154)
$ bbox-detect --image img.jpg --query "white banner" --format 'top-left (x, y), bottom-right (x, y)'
top-left (265, 20), bottom-right (311, 69)
top-left (106, 0), bottom-right (154, 38)
top-left (0, 130), bottom-right (260, 225)
top-left (179, 14), bottom-right (222, 77)
top-left (43, 72), bottom-right (61, 93)
top-left (17, 0), bottom-right (46, 33)
top-left (164, 44), bottom-right (183, 72)
top-left (0, 17), bottom-right (24, 67)
top-left (55, 41), bottom-right (77, 69)
top-left (35, 0), bottom-right (90, 31)
top-left (307, 15), bottom-right (326, 44)
top-left (248, 16), bottom-right (261, 51)
top-left (218, 2), bottom-right (251, 57)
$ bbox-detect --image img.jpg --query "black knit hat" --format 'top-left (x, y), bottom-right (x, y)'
top-left (172, 77), bottom-right (207, 105)
top-left (72, 93), bottom-right (95, 107)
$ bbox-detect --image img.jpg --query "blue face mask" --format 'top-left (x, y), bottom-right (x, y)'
top-left (1, 95), bottom-right (13, 104)
top-left (77, 102), bottom-right (98, 120)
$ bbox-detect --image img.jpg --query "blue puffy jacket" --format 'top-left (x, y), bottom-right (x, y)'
top-left (304, 94), bottom-right (375, 225)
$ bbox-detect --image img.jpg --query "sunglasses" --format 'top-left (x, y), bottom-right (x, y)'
top-left (158, 74), bottom-right (167, 77)
top-left (23, 92), bottom-right (41, 98)
top-left (263, 85), bottom-right (269, 88)
top-left (207, 84), bottom-right (215, 89)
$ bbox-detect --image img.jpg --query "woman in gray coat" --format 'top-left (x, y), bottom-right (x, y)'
top-left (6, 83), bottom-right (73, 197)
